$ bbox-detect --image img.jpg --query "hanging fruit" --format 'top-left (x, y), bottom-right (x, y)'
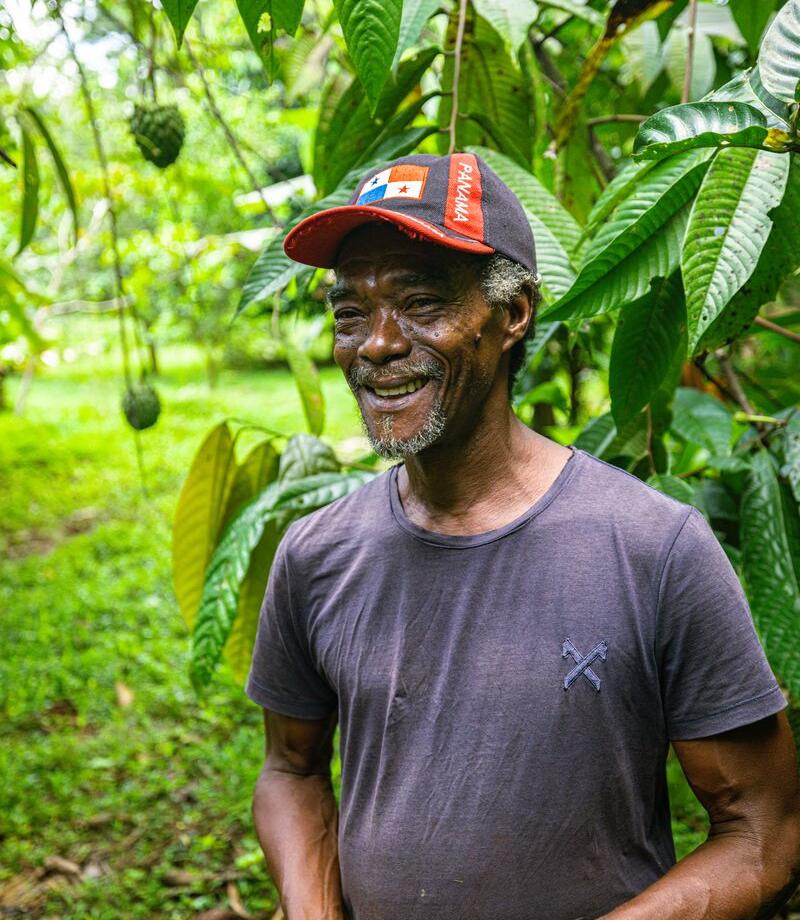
top-left (129, 102), bottom-right (185, 168)
top-left (122, 381), bottom-right (162, 430)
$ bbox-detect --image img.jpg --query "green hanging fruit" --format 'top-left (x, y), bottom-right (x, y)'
top-left (129, 102), bottom-right (185, 168)
top-left (122, 382), bottom-right (162, 430)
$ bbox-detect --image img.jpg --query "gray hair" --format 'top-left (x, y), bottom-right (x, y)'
top-left (475, 253), bottom-right (542, 391)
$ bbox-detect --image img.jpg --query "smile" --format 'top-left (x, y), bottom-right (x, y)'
top-left (369, 378), bottom-right (427, 397)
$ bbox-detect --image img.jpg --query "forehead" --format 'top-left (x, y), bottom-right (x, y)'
top-left (334, 223), bottom-right (475, 287)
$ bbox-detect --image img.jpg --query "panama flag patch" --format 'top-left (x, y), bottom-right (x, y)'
top-left (356, 165), bottom-right (429, 204)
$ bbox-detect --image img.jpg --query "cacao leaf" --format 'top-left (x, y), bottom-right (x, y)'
top-left (757, 0), bottom-right (800, 105)
top-left (393, 0), bottom-right (441, 67)
top-left (15, 117), bottom-right (38, 256)
top-left (160, 0), bottom-right (200, 45)
top-left (22, 106), bottom-right (78, 245)
top-left (283, 336), bottom-right (326, 436)
top-left (334, 0), bottom-right (402, 113)
top-left (279, 433), bottom-right (340, 481)
top-left (471, 0), bottom-right (539, 51)
top-left (670, 387), bottom-right (733, 456)
top-left (729, 0), bottom-right (780, 58)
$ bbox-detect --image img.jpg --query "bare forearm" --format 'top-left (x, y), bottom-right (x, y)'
top-left (600, 823), bottom-right (800, 920)
top-left (253, 767), bottom-right (346, 920)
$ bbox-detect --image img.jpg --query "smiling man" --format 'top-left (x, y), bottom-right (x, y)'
top-left (245, 153), bottom-right (800, 920)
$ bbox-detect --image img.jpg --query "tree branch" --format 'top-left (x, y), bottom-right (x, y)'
top-left (448, 0), bottom-right (469, 155)
top-left (682, 0), bottom-right (698, 104)
top-left (753, 315), bottom-right (800, 344)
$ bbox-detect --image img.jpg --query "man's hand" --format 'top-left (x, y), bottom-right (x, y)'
top-left (252, 708), bottom-right (346, 920)
top-left (599, 711), bottom-right (800, 920)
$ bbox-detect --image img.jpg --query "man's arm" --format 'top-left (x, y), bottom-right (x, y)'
top-left (252, 708), bottom-right (345, 920)
top-left (600, 712), bottom-right (800, 920)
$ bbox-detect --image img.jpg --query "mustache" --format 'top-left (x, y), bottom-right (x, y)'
top-left (349, 359), bottom-right (445, 389)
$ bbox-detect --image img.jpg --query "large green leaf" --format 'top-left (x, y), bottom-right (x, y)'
top-left (437, 8), bottom-right (533, 167)
top-left (696, 154), bottom-right (800, 352)
top-left (542, 150), bottom-right (712, 319)
top-left (190, 470), bottom-right (375, 688)
top-left (741, 449), bottom-right (800, 699)
top-left (730, 0), bottom-right (780, 58)
top-left (682, 147), bottom-right (790, 353)
top-left (334, 0), bottom-right (402, 113)
top-left (757, 0), bottom-right (800, 105)
top-left (272, 0), bottom-right (305, 34)
top-left (472, 0), bottom-right (539, 50)
top-left (579, 158), bottom-right (660, 244)
top-left (279, 433), bottom-right (340, 480)
top-left (609, 274), bottom-right (686, 428)
top-left (15, 118), bottom-right (38, 256)
top-left (22, 106), bottom-right (78, 245)
top-left (663, 26), bottom-right (716, 101)
top-left (646, 472), bottom-right (696, 505)
top-left (710, 68), bottom-right (793, 129)
top-left (283, 336), bottom-right (325, 436)
top-left (392, 0), bottom-right (441, 67)
top-left (221, 440), bottom-right (281, 684)
top-left (540, 203), bottom-right (690, 322)
top-left (161, 0), bottom-right (199, 44)
top-left (574, 412), bottom-right (617, 458)
top-left (783, 413), bottom-right (800, 505)
top-left (670, 387), bottom-right (733, 456)
top-left (633, 102), bottom-right (791, 161)
top-left (316, 47), bottom-right (438, 195)
top-left (172, 423), bottom-right (238, 629)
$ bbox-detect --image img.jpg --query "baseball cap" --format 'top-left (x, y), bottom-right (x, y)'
top-left (283, 153), bottom-right (537, 275)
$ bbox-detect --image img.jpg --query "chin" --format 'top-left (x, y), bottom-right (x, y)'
top-left (362, 403), bottom-right (448, 460)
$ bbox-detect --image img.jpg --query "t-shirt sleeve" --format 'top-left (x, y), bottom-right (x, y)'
top-left (245, 529), bottom-right (338, 719)
top-left (656, 506), bottom-right (786, 740)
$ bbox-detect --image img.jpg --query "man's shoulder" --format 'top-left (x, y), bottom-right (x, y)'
top-left (280, 466), bottom-right (392, 562)
top-left (569, 447), bottom-right (697, 541)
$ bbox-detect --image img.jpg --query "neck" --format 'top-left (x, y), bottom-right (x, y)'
top-left (396, 383), bottom-right (561, 530)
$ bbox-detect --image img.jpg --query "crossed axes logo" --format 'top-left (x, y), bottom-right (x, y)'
top-left (562, 638), bottom-right (609, 692)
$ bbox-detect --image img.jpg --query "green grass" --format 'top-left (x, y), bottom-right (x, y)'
top-left (0, 319), bottom-right (706, 918)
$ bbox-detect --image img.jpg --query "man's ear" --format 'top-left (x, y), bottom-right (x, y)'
top-left (501, 282), bottom-right (535, 354)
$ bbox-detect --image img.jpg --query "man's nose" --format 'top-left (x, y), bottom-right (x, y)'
top-left (357, 306), bottom-right (412, 364)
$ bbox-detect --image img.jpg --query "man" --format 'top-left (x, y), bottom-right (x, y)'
top-left (245, 153), bottom-right (800, 920)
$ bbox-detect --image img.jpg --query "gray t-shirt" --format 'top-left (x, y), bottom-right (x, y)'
top-left (246, 445), bottom-right (786, 920)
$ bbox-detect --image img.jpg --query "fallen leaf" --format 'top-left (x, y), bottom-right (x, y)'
top-left (114, 681), bottom-right (134, 708)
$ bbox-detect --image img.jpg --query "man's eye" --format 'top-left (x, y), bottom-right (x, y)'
top-left (334, 309), bottom-right (361, 322)
top-left (406, 297), bottom-right (441, 312)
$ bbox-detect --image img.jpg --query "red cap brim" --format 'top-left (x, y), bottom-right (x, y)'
top-left (283, 205), bottom-right (494, 268)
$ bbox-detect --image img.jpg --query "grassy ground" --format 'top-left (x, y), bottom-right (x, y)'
top-left (0, 317), bottom-right (707, 919)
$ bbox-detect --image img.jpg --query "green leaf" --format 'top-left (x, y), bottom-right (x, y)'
top-left (438, 8), bottom-right (533, 167)
top-left (633, 102), bottom-right (788, 161)
top-left (21, 106), bottom-right (79, 245)
top-left (609, 274), bottom-right (686, 428)
top-left (172, 423), bottom-right (238, 629)
top-left (222, 439), bottom-right (280, 530)
top-left (334, 0), bottom-right (402, 113)
top-left (15, 117), bottom-right (38, 256)
top-left (579, 158), bottom-right (660, 244)
top-left (278, 433), bottom-right (340, 480)
top-left (656, 0), bottom-right (688, 40)
top-left (757, 0), bottom-right (800, 105)
top-left (574, 412), bottom-right (617, 457)
top-left (696, 153), bottom-right (800, 352)
top-left (670, 387), bottom-right (733, 455)
top-left (283, 336), bottom-right (326, 436)
top-left (316, 46), bottom-right (438, 194)
top-left (393, 0), bottom-right (441, 66)
top-left (190, 471), bottom-right (374, 688)
top-left (622, 21), bottom-right (663, 94)
top-left (272, 0), bottom-right (305, 34)
top-left (782, 413), bottom-right (800, 505)
top-left (710, 68), bottom-right (793, 129)
top-left (730, 0), bottom-right (780, 58)
top-left (538, 0), bottom-right (604, 27)
top-left (472, 0), bottom-right (539, 51)
top-left (741, 449), bottom-right (800, 699)
top-left (682, 147), bottom-right (790, 353)
top-left (663, 26), bottom-right (716, 101)
top-left (160, 0), bottom-right (200, 45)
top-left (541, 203), bottom-right (691, 322)
top-left (542, 150), bottom-right (712, 320)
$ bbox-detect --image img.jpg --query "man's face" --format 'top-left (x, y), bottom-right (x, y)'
top-left (329, 224), bottom-right (511, 459)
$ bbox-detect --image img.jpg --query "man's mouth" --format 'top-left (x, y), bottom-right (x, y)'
top-left (368, 377), bottom-right (428, 398)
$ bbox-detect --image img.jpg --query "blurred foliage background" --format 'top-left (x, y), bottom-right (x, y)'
top-left (1, 0), bottom-right (799, 917)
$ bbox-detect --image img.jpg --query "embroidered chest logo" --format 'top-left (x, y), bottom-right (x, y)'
top-left (562, 638), bottom-right (609, 692)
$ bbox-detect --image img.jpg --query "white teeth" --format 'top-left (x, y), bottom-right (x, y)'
top-left (373, 378), bottom-right (427, 397)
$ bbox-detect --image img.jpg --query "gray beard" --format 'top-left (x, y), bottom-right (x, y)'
top-left (360, 400), bottom-right (448, 459)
